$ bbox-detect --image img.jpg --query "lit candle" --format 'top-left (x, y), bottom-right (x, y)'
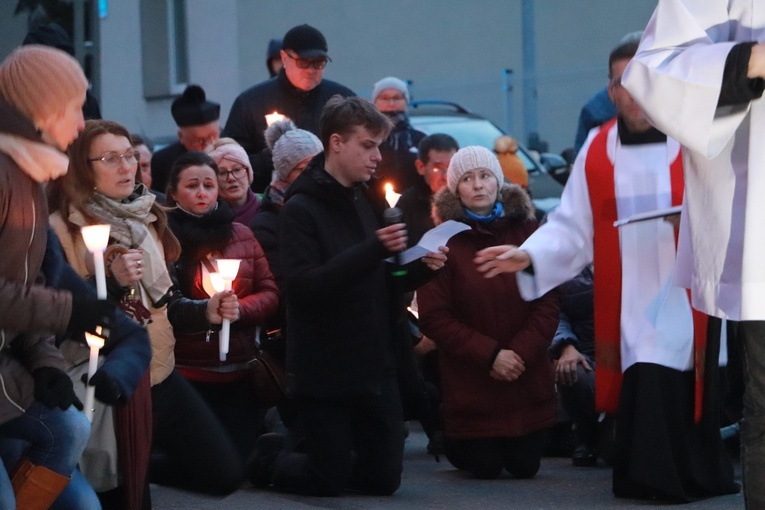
top-left (83, 332), bottom-right (105, 422)
top-left (81, 225), bottom-right (111, 299)
top-left (265, 111), bottom-right (286, 127)
top-left (384, 182), bottom-right (401, 208)
top-left (211, 259), bottom-right (241, 361)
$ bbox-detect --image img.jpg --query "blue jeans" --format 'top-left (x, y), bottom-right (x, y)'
top-left (0, 439), bottom-right (100, 510)
top-left (0, 401), bottom-right (94, 510)
top-left (735, 321), bottom-right (765, 509)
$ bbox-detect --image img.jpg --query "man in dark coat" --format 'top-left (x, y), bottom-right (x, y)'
top-left (397, 133), bottom-right (458, 247)
top-left (247, 96), bottom-right (447, 497)
top-left (150, 84), bottom-right (220, 193)
top-left (223, 24), bottom-right (354, 192)
top-left (370, 76), bottom-right (426, 202)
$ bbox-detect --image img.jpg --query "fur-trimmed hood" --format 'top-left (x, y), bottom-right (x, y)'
top-left (432, 182), bottom-right (535, 225)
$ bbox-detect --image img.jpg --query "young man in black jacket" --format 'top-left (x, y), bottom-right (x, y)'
top-left (249, 96), bottom-right (447, 496)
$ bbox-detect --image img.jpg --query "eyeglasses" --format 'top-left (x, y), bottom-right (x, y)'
top-left (285, 51), bottom-right (328, 70)
top-left (217, 167), bottom-right (247, 180)
top-left (88, 150), bottom-right (140, 168)
top-left (376, 94), bottom-right (406, 104)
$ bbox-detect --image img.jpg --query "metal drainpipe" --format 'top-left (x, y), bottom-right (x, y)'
top-left (502, 68), bottom-right (514, 136)
top-left (521, 0), bottom-right (539, 149)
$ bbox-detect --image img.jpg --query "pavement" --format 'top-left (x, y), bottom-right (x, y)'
top-left (150, 423), bottom-right (745, 510)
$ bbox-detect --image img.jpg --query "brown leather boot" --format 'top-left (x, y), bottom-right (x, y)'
top-left (11, 457), bottom-right (71, 510)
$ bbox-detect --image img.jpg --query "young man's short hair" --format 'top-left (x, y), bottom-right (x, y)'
top-left (417, 133), bottom-right (459, 164)
top-left (320, 95), bottom-right (392, 148)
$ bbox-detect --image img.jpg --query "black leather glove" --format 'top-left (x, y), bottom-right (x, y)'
top-left (67, 296), bottom-right (116, 337)
top-left (33, 367), bottom-right (83, 410)
top-left (81, 370), bottom-right (122, 405)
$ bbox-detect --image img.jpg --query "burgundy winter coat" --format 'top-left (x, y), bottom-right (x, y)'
top-left (170, 204), bottom-right (279, 373)
top-left (418, 184), bottom-right (559, 439)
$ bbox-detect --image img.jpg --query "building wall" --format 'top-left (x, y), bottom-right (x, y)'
top-left (0, 0), bottom-right (657, 153)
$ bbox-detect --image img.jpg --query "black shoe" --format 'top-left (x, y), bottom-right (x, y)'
top-left (247, 432), bottom-right (285, 487)
top-left (427, 430), bottom-right (445, 456)
top-left (571, 444), bottom-right (597, 467)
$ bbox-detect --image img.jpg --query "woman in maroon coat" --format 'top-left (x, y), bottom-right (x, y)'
top-left (166, 151), bottom-right (279, 460)
top-left (418, 146), bottom-right (559, 480)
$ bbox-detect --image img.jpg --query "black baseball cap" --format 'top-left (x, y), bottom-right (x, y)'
top-left (282, 24), bottom-right (330, 60)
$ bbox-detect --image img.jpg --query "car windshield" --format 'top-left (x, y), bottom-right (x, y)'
top-left (409, 109), bottom-right (565, 209)
top-left (409, 115), bottom-right (539, 172)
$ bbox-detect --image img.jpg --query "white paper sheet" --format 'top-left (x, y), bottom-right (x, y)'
top-left (389, 220), bottom-right (470, 265)
top-left (613, 205), bottom-right (682, 227)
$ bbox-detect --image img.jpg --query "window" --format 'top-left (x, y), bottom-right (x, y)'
top-left (140, 0), bottom-right (189, 98)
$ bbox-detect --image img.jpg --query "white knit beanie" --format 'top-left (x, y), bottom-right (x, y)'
top-left (264, 119), bottom-right (323, 183)
top-left (446, 146), bottom-right (504, 194)
top-left (371, 76), bottom-right (410, 104)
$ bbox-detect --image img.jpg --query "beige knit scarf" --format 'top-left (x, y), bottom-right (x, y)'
top-left (72, 186), bottom-right (174, 306)
top-left (0, 132), bottom-right (69, 182)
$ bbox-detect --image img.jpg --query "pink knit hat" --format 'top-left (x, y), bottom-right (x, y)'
top-left (0, 45), bottom-right (87, 123)
top-left (208, 138), bottom-right (252, 181)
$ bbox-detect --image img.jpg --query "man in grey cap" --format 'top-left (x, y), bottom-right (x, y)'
top-left (223, 24), bottom-right (355, 192)
top-left (151, 84), bottom-right (221, 192)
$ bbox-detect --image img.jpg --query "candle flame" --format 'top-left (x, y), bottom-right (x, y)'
top-left (384, 182), bottom-right (401, 208)
top-left (85, 332), bottom-right (105, 349)
top-left (265, 111), bottom-right (286, 127)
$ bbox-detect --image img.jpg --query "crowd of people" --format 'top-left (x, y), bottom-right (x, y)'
top-left (2, 5), bottom-right (764, 509)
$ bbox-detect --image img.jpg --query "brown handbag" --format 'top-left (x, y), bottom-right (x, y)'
top-left (246, 348), bottom-right (286, 408)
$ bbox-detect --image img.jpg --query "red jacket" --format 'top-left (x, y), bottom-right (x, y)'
top-left (418, 184), bottom-right (558, 439)
top-left (172, 214), bottom-right (279, 374)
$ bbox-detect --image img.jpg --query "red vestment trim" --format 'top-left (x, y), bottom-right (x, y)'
top-left (584, 119), bottom-right (704, 421)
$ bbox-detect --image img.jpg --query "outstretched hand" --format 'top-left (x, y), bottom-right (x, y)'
top-left (474, 245), bottom-right (531, 278)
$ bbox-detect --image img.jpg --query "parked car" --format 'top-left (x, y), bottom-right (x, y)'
top-left (408, 100), bottom-right (566, 215)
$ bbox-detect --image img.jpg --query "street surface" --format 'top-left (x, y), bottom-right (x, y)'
top-left (151, 423), bottom-right (744, 509)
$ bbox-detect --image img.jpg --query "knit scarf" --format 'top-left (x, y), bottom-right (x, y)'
top-left (168, 200), bottom-right (235, 263)
top-left (0, 132), bottom-right (69, 182)
top-left (79, 185), bottom-right (174, 306)
top-left (266, 182), bottom-right (288, 208)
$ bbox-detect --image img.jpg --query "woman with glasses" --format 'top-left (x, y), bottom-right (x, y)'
top-left (48, 119), bottom-right (247, 498)
top-left (165, 151), bottom-right (279, 460)
top-left (208, 138), bottom-right (261, 225)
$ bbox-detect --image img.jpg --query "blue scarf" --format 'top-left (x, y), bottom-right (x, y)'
top-left (464, 201), bottom-right (503, 224)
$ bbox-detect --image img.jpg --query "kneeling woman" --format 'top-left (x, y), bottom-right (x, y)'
top-left (48, 119), bottom-right (245, 496)
top-left (418, 146), bottom-right (558, 479)
top-left (166, 151), bottom-right (278, 460)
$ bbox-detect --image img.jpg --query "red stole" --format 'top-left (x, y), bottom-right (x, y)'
top-left (584, 119), bottom-right (707, 422)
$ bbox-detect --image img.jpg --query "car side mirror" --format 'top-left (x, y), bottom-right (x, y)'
top-left (539, 153), bottom-right (571, 185)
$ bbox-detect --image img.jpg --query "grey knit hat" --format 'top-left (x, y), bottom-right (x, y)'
top-left (372, 76), bottom-right (410, 104)
top-left (446, 146), bottom-right (504, 194)
top-left (264, 119), bottom-right (323, 183)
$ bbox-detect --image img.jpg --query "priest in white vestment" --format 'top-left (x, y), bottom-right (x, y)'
top-left (623, 2), bottom-right (765, 507)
